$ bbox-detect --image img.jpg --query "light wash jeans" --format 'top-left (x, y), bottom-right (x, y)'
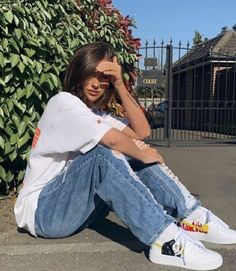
top-left (35, 145), bottom-right (200, 245)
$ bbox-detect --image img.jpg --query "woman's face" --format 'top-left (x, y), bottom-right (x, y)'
top-left (82, 59), bottom-right (111, 104)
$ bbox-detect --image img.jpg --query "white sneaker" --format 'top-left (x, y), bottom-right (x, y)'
top-left (180, 207), bottom-right (236, 244)
top-left (149, 228), bottom-right (223, 270)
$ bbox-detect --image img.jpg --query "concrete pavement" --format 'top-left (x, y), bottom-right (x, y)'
top-left (0, 146), bottom-right (236, 271)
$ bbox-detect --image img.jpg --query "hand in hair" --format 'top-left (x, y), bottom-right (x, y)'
top-left (96, 57), bottom-right (124, 89)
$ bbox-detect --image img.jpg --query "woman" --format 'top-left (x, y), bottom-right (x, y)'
top-left (14, 42), bottom-right (236, 270)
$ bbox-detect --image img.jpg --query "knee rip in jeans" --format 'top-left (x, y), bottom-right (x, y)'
top-left (158, 164), bottom-right (197, 210)
top-left (111, 150), bottom-right (159, 206)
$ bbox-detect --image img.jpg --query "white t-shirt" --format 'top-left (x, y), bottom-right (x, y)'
top-left (14, 92), bottom-right (128, 236)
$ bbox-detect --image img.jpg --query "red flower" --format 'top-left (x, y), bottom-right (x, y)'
top-left (98, 0), bottom-right (112, 7)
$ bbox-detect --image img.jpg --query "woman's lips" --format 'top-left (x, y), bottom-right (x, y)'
top-left (88, 90), bottom-right (100, 96)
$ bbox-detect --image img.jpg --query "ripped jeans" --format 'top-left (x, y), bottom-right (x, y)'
top-left (35, 145), bottom-right (200, 245)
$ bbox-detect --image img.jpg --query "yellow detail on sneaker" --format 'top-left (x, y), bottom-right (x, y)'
top-left (152, 242), bottom-right (163, 249)
top-left (181, 220), bottom-right (209, 234)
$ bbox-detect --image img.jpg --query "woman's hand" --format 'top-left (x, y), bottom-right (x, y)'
top-left (97, 58), bottom-right (151, 139)
top-left (96, 57), bottom-right (124, 89)
top-left (139, 147), bottom-right (164, 164)
top-left (132, 139), bottom-right (164, 164)
top-left (132, 139), bottom-right (150, 150)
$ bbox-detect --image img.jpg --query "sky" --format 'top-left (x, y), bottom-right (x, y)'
top-left (112, 0), bottom-right (236, 48)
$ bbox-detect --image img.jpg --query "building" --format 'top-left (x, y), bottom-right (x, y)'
top-left (172, 27), bottom-right (236, 133)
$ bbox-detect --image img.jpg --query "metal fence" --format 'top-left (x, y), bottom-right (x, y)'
top-left (137, 40), bottom-right (236, 145)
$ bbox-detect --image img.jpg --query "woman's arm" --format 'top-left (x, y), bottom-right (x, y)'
top-left (96, 57), bottom-right (151, 140)
top-left (100, 128), bottom-right (163, 164)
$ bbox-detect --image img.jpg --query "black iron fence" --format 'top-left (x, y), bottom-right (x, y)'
top-left (137, 40), bottom-right (236, 145)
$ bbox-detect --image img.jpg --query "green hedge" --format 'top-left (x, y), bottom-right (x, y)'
top-left (0, 0), bottom-right (140, 195)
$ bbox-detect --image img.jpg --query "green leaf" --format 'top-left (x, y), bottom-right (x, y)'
top-left (25, 48), bottom-right (35, 57)
top-left (39, 73), bottom-right (47, 84)
top-left (14, 28), bottom-right (22, 39)
top-left (18, 61), bottom-right (25, 73)
top-left (12, 114), bottom-right (20, 127)
top-left (3, 72), bottom-right (13, 84)
top-left (13, 14), bottom-right (19, 26)
top-left (21, 54), bottom-right (33, 65)
top-left (9, 38), bottom-right (20, 53)
top-left (50, 73), bottom-right (59, 87)
top-left (0, 78), bottom-right (6, 87)
top-left (3, 104), bottom-right (10, 117)
top-left (19, 17), bottom-right (29, 30)
top-left (2, 38), bottom-right (8, 49)
top-left (4, 10), bottom-right (14, 23)
top-left (10, 133), bottom-right (17, 145)
top-left (100, 15), bottom-right (104, 24)
top-left (17, 132), bottom-right (30, 148)
top-left (16, 87), bottom-right (27, 100)
top-left (5, 124), bottom-right (13, 136)
top-left (17, 170), bottom-right (25, 181)
top-left (26, 82), bottom-right (33, 93)
top-left (18, 122), bottom-right (26, 137)
top-left (28, 37), bottom-right (40, 46)
top-left (13, 100), bottom-right (26, 113)
top-left (12, 4), bottom-right (25, 15)
top-left (6, 170), bottom-right (14, 183)
top-left (0, 165), bottom-right (6, 181)
top-left (36, 62), bottom-right (43, 74)
top-left (4, 141), bottom-right (14, 155)
top-left (10, 53), bottom-right (20, 68)
top-left (0, 107), bottom-right (3, 117)
top-left (7, 99), bottom-right (14, 112)
top-left (0, 116), bottom-right (4, 129)
top-left (9, 149), bottom-right (18, 162)
top-left (30, 23), bottom-right (38, 35)
top-left (0, 52), bottom-right (5, 68)
top-left (26, 85), bottom-right (34, 99)
top-left (123, 72), bottom-right (130, 81)
top-left (0, 136), bottom-right (4, 150)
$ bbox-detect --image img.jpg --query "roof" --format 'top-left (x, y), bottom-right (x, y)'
top-left (173, 30), bottom-right (236, 69)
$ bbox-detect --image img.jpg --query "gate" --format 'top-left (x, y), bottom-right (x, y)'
top-left (137, 40), bottom-right (236, 145)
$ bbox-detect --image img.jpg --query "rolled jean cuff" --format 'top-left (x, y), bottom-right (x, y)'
top-left (149, 220), bottom-right (174, 245)
top-left (182, 198), bottom-right (201, 218)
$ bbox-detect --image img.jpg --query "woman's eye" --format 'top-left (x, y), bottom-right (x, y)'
top-left (100, 75), bottom-right (109, 81)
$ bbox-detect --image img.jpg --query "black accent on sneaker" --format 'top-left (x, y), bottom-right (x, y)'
top-left (162, 239), bottom-right (181, 257)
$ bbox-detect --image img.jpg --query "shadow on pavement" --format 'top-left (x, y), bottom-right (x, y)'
top-left (89, 215), bottom-right (149, 253)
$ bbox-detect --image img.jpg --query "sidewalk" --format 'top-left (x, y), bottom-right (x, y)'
top-left (0, 146), bottom-right (236, 271)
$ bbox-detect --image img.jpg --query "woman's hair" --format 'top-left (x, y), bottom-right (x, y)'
top-left (63, 41), bottom-right (116, 109)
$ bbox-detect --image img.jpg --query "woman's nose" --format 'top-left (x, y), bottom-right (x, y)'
top-left (91, 78), bottom-right (99, 89)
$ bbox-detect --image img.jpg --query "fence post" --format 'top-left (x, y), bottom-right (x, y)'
top-left (166, 44), bottom-right (173, 146)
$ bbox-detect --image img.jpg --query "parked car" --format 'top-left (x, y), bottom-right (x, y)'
top-left (146, 101), bottom-right (167, 129)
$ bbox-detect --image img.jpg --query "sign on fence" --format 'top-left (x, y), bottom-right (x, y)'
top-left (137, 69), bottom-right (164, 87)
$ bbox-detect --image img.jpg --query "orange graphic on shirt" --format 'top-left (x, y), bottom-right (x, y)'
top-left (32, 127), bottom-right (41, 148)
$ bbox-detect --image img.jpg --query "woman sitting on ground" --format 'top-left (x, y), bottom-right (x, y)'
top-left (15, 41), bottom-right (236, 271)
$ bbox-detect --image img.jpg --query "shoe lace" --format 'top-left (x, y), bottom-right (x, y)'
top-left (175, 229), bottom-right (206, 265)
top-left (206, 209), bottom-right (229, 229)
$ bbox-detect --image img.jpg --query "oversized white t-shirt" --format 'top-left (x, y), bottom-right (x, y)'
top-left (14, 92), bottom-right (128, 236)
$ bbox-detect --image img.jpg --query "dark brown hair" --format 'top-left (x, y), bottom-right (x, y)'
top-left (63, 42), bottom-right (116, 109)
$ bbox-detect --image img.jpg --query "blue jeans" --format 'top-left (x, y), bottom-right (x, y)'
top-left (35, 145), bottom-right (200, 245)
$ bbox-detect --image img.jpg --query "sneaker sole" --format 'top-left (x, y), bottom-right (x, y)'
top-left (149, 252), bottom-right (223, 270)
top-left (185, 231), bottom-right (236, 244)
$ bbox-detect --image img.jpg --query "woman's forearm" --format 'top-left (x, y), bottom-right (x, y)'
top-left (100, 128), bottom-right (163, 164)
top-left (100, 128), bottom-right (144, 161)
top-left (116, 84), bottom-right (151, 139)
top-left (96, 58), bottom-right (150, 139)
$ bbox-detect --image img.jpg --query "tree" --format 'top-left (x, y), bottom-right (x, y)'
top-left (0, 0), bottom-right (140, 195)
top-left (193, 30), bottom-right (203, 47)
